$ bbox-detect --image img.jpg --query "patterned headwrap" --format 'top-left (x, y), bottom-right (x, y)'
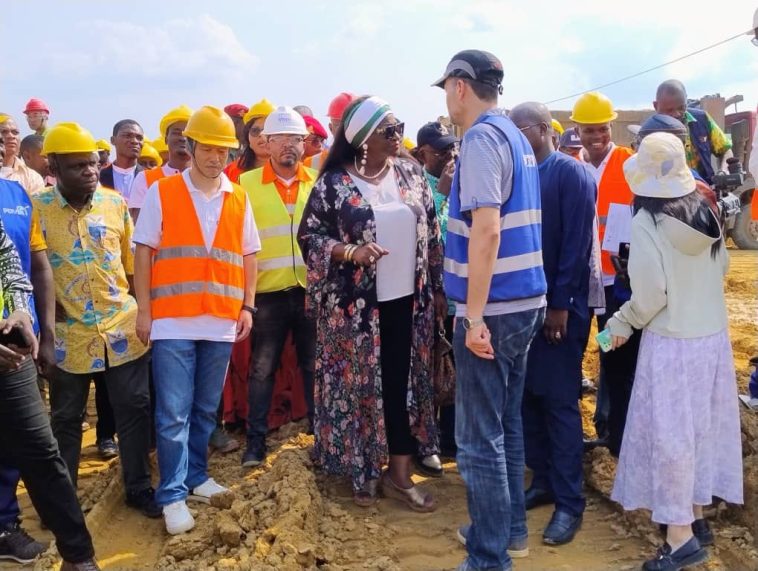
top-left (343, 96), bottom-right (391, 148)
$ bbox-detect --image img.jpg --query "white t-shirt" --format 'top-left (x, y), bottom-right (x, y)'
top-left (351, 171), bottom-right (416, 302)
top-left (133, 170), bottom-right (261, 342)
top-left (112, 164), bottom-right (137, 199)
top-left (586, 143), bottom-right (618, 287)
top-left (128, 164), bottom-right (180, 209)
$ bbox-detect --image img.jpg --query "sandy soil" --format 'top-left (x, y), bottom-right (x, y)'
top-left (11, 250), bottom-right (758, 571)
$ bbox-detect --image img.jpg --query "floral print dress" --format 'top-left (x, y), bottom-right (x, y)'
top-left (297, 158), bottom-right (444, 491)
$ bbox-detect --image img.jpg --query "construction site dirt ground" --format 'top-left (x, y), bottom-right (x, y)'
top-left (6, 249), bottom-right (756, 571)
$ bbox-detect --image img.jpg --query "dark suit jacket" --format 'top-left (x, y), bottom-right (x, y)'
top-left (99, 164), bottom-right (143, 194)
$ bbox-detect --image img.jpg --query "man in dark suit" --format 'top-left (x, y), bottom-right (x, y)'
top-left (99, 120), bottom-right (144, 199)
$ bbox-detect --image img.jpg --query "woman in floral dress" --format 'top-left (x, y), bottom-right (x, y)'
top-left (297, 96), bottom-right (446, 510)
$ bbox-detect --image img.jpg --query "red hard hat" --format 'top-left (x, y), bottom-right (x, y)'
top-left (304, 116), bottom-right (328, 139)
top-left (23, 98), bottom-right (50, 115)
top-left (224, 103), bottom-right (248, 118)
top-left (327, 92), bottom-right (357, 120)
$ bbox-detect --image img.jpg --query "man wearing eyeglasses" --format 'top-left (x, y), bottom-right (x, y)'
top-left (239, 106), bottom-right (318, 468)
top-left (0, 116), bottom-right (45, 195)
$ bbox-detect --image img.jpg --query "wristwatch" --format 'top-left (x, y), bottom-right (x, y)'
top-left (462, 317), bottom-right (484, 330)
top-left (242, 305), bottom-right (258, 316)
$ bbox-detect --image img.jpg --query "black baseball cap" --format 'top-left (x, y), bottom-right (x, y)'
top-left (417, 122), bottom-right (459, 150)
top-left (432, 49), bottom-right (504, 90)
top-left (559, 128), bottom-right (583, 149)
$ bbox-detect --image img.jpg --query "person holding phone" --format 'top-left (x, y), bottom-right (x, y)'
top-left (606, 133), bottom-right (742, 571)
top-left (0, 215), bottom-right (99, 570)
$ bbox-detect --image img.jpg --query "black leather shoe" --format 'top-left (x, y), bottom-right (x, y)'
top-left (525, 487), bottom-right (554, 511)
top-left (583, 437), bottom-right (609, 452)
top-left (125, 487), bottom-right (162, 518)
top-left (642, 537), bottom-right (708, 571)
top-left (659, 519), bottom-right (714, 547)
top-left (543, 510), bottom-right (582, 545)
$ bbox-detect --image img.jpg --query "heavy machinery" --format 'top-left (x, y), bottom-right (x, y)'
top-left (722, 109), bottom-right (757, 249)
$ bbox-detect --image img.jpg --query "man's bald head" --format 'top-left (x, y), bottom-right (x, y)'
top-left (509, 101), bottom-right (552, 128)
top-left (654, 80), bottom-right (688, 121)
top-left (509, 102), bottom-right (553, 159)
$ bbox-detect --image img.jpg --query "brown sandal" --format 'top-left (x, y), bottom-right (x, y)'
top-left (380, 473), bottom-right (436, 513)
top-left (353, 478), bottom-right (379, 507)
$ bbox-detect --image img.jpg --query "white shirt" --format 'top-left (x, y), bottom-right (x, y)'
top-left (128, 164), bottom-right (180, 209)
top-left (133, 170), bottom-right (261, 342)
top-left (351, 172), bottom-right (416, 302)
top-left (586, 143), bottom-right (618, 287)
top-left (112, 164), bottom-right (137, 199)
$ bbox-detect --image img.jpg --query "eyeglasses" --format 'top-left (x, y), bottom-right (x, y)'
top-left (518, 123), bottom-right (544, 133)
top-left (305, 135), bottom-right (325, 145)
top-left (375, 122), bottom-right (405, 140)
top-left (431, 144), bottom-right (458, 158)
top-left (268, 135), bottom-right (305, 145)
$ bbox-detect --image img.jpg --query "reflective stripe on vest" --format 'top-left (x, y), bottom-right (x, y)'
top-left (150, 173), bottom-right (246, 320)
top-left (447, 209), bottom-right (542, 238)
top-left (240, 165), bottom-right (316, 294)
top-left (596, 146), bottom-right (634, 277)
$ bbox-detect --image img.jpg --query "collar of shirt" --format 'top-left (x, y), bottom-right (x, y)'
top-left (424, 169), bottom-right (439, 193)
top-left (261, 160), bottom-right (312, 185)
top-left (586, 143), bottom-right (616, 184)
top-left (182, 169), bottom-right (233, 197)
top-left (112, 164), bottom-right (137, 175)
top-left (684, 110), bottom-right (696, 125)
top-left (52, 184), bottom-right (104, 211)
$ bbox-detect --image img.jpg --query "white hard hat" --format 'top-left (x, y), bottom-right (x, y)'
top-left (261, 106), bottom-right (309, 136)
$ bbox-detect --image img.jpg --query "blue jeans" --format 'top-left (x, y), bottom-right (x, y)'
top-left (153, 340), bottom-right (233, 506)
top-left (454, 307), bottom-right (544, 571)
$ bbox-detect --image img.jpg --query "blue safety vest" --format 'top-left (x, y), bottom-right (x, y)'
top-left (0, 179), bottom-right (38, 332)
top-left (444, 112), bottom-right (547, 304)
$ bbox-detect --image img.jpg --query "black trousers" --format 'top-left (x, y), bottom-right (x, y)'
top-left (50, 353), bottom-right (152, 493)
top-left (0, 359), bottom-right (94, 562)
top-left (379, 295), bottom-right (416, 456)
top-left (597, 286), bottom-right (641, 457)
top-left (247, 287), bottom-right (316, 442)
top-left (94, 375), bottom-right (116, 442)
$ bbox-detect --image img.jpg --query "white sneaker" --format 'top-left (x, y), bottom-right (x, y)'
top-left (188, 478), bottom-right (228, 504)
top-left (163, 501), bottom-right (195, 535)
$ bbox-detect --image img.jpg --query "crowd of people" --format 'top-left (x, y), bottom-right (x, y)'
top-left (0, 46), bottom-right (748, 571)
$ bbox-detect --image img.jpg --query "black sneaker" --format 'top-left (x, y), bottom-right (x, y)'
top-left (0, 521), bottom-right (47, 563)
top-left (61, 559), bottom-right (101, 571)
top-left (125, 487), bottom-right (162, 518)
top-left (242, 440), bottom-right (266, 468)
top-left (643, 537), bottom-right (708, 571)
top-left (659, 519), bottom-right (714, 547)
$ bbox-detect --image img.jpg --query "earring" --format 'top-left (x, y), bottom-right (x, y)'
top-left (359, 144), bottom-right (368, 175)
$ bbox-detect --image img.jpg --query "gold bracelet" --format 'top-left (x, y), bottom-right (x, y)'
top-left (344, 244), bottom-right (355, 262)
top-left (348, 245), bottom-right (358, 262)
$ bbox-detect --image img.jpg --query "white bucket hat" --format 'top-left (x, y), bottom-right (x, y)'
top-left (623, 131), bottom-right (696, 199)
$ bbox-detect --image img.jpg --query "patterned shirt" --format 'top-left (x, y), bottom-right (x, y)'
top-left (34, 185), bottom-right (148, 374)
top-left (684, 110), bottom-right (732, 171)
top-left (425, 170), bottom-right (449, 244)
top-left (0, 217), bottom-right (33, 318)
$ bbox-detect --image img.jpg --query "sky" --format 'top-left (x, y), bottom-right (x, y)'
top-left (1, 0), bottom-right (757, 143)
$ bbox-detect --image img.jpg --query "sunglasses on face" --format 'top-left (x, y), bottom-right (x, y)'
top-left (268, 135), bottom-right (304, 145)
top-left (249, 127), bottom-right (264, 137)
top-left (375, 122), bottom-right (405, 140)
top-left (431, 144), bottom-right (458, 158)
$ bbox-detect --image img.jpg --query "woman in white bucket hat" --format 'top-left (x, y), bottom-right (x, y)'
top-left (605, 132), bottom-right (743, 571)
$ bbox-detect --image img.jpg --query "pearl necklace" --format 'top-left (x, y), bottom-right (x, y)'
top-left (354, 157), bottom-right (391, 180)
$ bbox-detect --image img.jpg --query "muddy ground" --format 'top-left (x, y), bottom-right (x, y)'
top-left (9, 250), bottom-right (757, 571)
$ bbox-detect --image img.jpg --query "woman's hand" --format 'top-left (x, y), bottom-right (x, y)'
top-left (611, 334), bottom-right (629, 350)
top-left (353, 243), bottom-right (389, 266)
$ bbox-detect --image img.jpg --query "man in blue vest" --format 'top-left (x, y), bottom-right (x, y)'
top-left (0, 139), bottom-right (63, 564)
top-left (510, 102), bottom-right (597, 546)
top-left (434, 50), bottom-right (547, 571)
top-left (653, 80), bottom-right (732, 184)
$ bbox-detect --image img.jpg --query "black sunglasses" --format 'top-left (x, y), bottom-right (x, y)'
top-left (375, 122), bottom-right (405, 140)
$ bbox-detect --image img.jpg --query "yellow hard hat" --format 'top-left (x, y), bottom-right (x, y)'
top-left (551, 119), bottom-right (564, 135)
top-left (570, 92), bottom-right (618, 124)
top-left (0, 114), bottom-right (10, 125)
top-left (159, 104), bottom-right (193, 139)
top-left (96, 139), bottom-right (112, 153)
top-left (182, 105), bottom-right (239, 149)
top-left (42, 122), bottom-right (98, 156)
top-left (151, 136), bottom-right (168, 154)
top-left (402, 137), bottom-right (416, 151)
top-left (243, 98), bottom-right (276, 125)
top-left (140, 142), bottom-right (163, 166)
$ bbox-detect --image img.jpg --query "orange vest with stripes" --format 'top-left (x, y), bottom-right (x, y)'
top-left (597, 146), bottom-right (634, 276)
top-left (150, 174), bottom-right (246, 320)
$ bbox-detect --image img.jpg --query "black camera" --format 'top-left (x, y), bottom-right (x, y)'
top-left (712, 157), bottom-right (745, 194)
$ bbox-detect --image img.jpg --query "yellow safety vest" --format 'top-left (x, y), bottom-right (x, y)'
top-left (240, 167), bottom-right (316, 294)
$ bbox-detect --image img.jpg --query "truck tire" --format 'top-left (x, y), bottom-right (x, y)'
top-left (730, 204), bottom-right (758, 250)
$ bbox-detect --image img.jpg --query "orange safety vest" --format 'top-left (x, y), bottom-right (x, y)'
top-left (304, 149), bottom-right (328, 171)
top-left (145, 166), bottom-right (166, 189)
top-left (596, 146), bottom-right (634, 276)
top-left (150, 174), bottom-right (246, 320)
